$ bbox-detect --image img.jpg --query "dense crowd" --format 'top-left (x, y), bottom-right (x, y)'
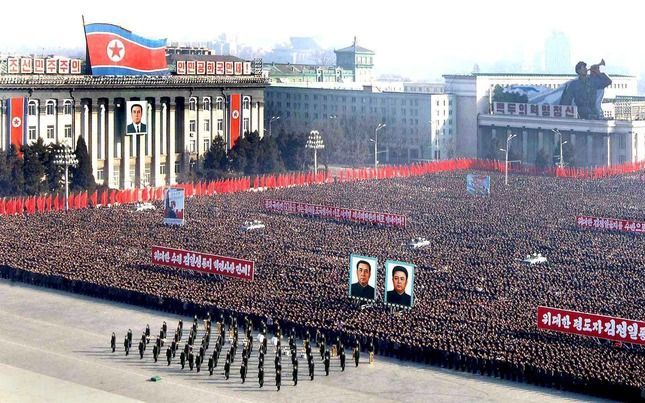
top-left (1, 171), bottom-right (644, 399)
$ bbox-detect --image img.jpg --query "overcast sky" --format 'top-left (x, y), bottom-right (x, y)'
top-left (3, 0), bottom-right (643, 80)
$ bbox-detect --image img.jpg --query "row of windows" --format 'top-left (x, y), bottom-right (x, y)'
top-left (267, 92), bottom-right (439, 108)
top-left (28, 124), bottom-right (72, 140)
top-left (187, 97), bottom-right (251, 112)
top-left (28, 100), bottom-right (73, 116)
top-left (187, 118), bottom-right (248, 135)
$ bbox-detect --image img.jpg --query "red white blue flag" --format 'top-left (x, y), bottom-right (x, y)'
top-left (229, 94), bottom-right (242, 148)
top-left (7, 97), bottom-right (26, 153)
top-left (85, 23), bottom-right (168, 76)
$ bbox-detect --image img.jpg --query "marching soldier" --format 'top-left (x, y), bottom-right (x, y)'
top-left (166, 346), bottom-right (172, 366)
top-left (152, 344), bottom-right (158, 363)
top-left (171, 339), bottom-right (177, 358)
top-left (180, 350), bottom-right (186, 369)
top-left (340, 348), bottom-right (346, 371)
top-left (258, 352), bottom-right (265, 371)
top-left (110, 332), bottom-right (116, 353)
top-left (124, 336), bottom-right (130, 356)
top-left (275, 369), bottom-right (281, 391)
top-left (320, 338), bottom-right (326, 360)
top-left (127, 329), bottom-right (133, 349)
top-left (292, 361), bottom-right (298, 386)
top-left (224, 357), bottom-right (231, 380)
top-left (199, 345), bottom-right (205, 362)
top-left (195, 354), bottom-right (201, 373)
top-left (354, 344), bottom-right (360, 367)
top-left (240, 363), bottom-right (247, 383)
top-left (208, 356), bottom-right (214, 375)
top-left (145, 324), bottom-right (150, 342)
top-left (138, 341), bottom-right (144, 359)
top-left (324, 350), bottom-right (330, 376)
top-left (258, 367), bottom-right (264, 388)
top-left (188, 351), bottom-right (194, 371)
top-left (368, 339), bottom-right (375, 364)
top-left (140, 333), bottom-right (147, 351)
top-left (308, 358), bottom-right (315, 380)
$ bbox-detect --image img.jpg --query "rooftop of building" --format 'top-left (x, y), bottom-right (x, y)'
top-left (334, 37), bottom-right (374, 54)
top-left (0, 74), bottom-right (267, 89)
top-left (443, 72), bottom-right (635, 79)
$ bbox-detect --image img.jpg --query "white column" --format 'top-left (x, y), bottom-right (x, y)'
top-left (257, 102), bottom-right (264, 137)
top-left (88, 104), bottom-right (97, 183)
top-left (537, 130), bottom-right (543, 152)
top-left (106, 102), bottom-right (115, 187)
top-left (587, 135), bottom-right (593, 167)
top-left (522, 129), bottom-right (528, 163)
top-left (168, 101), bottom-right (176, 185)
top-left (1, 102), bottom-right (5, 150)
top-left (607, 135), bottom-right (611, 166)
top-left (153, 100), bottom-right (162, 187)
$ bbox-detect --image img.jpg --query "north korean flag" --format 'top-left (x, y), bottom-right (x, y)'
top-left (85, 23), bottom-right (168, 76)
top-left (7, 97), bottom-right (26, 154)
top-left (229, 94), bottom-right (242, 148)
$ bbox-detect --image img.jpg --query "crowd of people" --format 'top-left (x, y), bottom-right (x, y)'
top-left (1, 171), bottom-right (644, 399)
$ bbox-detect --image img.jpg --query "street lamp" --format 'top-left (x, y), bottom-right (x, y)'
top-left (305, 130), bottom-right (325, 175)
top-left (552, 129), bottom-right (567, 168)
top-left (370, 123), bottom-right (386, 178)
top-left (53, 144), bottom-right (78, 211)
top-left (268, 116), bottom-right (280, 137)
top-left (499, 133), bottom-right (517, 186)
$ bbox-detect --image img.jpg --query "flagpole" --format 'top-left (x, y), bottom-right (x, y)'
top-left (81, 15), bottom-right (91, 74)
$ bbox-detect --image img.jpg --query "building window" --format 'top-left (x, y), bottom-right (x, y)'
top-left (174, 161), bottom-right (180, 174)
top-left (216, 97), bottom-right (224, 110)
top-left (46, 100), bottom-right (56, 115)
top-left (28, 101), bottom-right (38, 116)
top-left (203, 119), bottom-right (210, 132)
top-left (64, 124), bottom-right (72, 139)
top-left (203, 97), bottom-right (211, 111)
top-left (63, 100), bottom-right (73, 115)
top-left (619, 135), bottom-right (626, 150)
top-left (243, 97), bottom-right (250, 110)
top-left (189, 140), bottom-right (196, 153)
top-left (189, 120), bottom-right (196, 133)
top-left (217, 119), bottom-right (223, 133)
top-left (46, 125), bottom-right (55, 139)
top-left (243, 118), bottom-right (249, 134)
top-left (203, 139), bottom-right (210, 151)
top-left (28, 126), bottom-right (37, 140)
top-left (189, 97), bottom-right (197, 111)
top-left (160, 163), bottom-right (167, 175)
top-left (97, 168), bottom-right (104, 181)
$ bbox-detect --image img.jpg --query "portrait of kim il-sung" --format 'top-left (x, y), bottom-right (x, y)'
top-left (348, 254), bottom-right (377, 300)
top-left (126, 100), bottom-right (148, 135)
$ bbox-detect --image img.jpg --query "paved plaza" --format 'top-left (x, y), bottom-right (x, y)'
top-left (0, 279), bottom-right (607, 402)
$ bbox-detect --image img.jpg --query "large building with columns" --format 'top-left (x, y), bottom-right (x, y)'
top-left (443, 73), bottom-right (645, 166)
top-left (0, 70), bottom-right (266, 189)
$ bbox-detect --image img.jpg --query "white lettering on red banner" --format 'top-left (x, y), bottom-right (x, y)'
top-left (537, 306), bottom-right (645, 346)
top-left (151, 246), bottom-right (254, 281)
top-left (263, 199), bottom-right (407, 228)
top-left (576, 215), bottom-right (645, 234)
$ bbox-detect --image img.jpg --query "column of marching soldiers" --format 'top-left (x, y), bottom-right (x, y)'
top-left (110, 313), bottom-right (364, 391)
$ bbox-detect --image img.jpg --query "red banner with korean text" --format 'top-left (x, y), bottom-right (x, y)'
top-left (263, 199), bottom-right (407, 228)
top-left (576, 215), bottom-right (645, 234)
top-left (151, 246), bottom-right (254, 281)
top-left (537, 306), bottom-right (645, 345)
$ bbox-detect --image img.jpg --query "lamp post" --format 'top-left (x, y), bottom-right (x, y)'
top-left (53, 144), bottom-right (78, 211)
top-left (305, 130), bottom-right (324, 175)
top-left (268, 116), bottom-right (280, 137)
top-left (371, 123), bottom-right (386, 178)
top-left (552, 129), bottom-right (567, 169)
top-left (499, 133), bottom-right (517, 186)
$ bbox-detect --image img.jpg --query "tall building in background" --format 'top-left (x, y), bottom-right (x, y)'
top-left (544, 32), bottom-right (571, 74)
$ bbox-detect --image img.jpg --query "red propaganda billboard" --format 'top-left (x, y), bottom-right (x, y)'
top-left (537, 306), bottom-right (645, 346)
top-left (576, 215), bottom-right (645, 234)
top-left (264, 199), bottom-right (406, 228)
top-left (151, 246), bottom-right (254, 281)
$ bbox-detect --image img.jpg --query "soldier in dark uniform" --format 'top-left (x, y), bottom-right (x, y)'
top-left (258, 351), bottom-right (264, 370)
top-left (199, 345), bottom-right (205, 362)
top-left (145, 324), bottom-right (150, 342)
top-left (240, 363), bottom-right (247, 383)
top-left (180, 350), bottom-right (186, 369)
top-left (340, 348), bottom-right (346, 371)
top-left (319, 338), bottom-right (326, 360)
top-left (258, 367), bottom-right (264, 388)
top-left (152, 344), bottom-right (159, 362)
top-left (124, 336), bottom-right (130, 356)
top-left (155, 336), bottom-right (161, 351)
top-left (162, 321), bottom-right (167, 338)
top-left (110, 332), bottom-right (116, 353)
top-left (353, 345), bottom-right (360, 367)
top-left (138, 341), bottom-right (144, 359)
top-left (171, 339), bottom-right (177, 358)
top-left (292, 361), bottom-right (298, 386)
top-left (166, 346), bottom-right (172, 366)
top-left (275, 369), bottom-right (281, 391)
top-left (324, 350), bottom-right (330, 376)
top-left (308, 358), bottom-right (315, 380)
top-left (188, 351), bottom-right (194, 371)
top-left (127, 329), bottom-right (133, 349)
top-left (208, 356), bottom-right (214, 375)
top-left (195, 354), bottom-right (201, 373)
top-left (224, 357), bottom-right (230, 380)
top-left (140, 333), bottom-right (147, 351)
